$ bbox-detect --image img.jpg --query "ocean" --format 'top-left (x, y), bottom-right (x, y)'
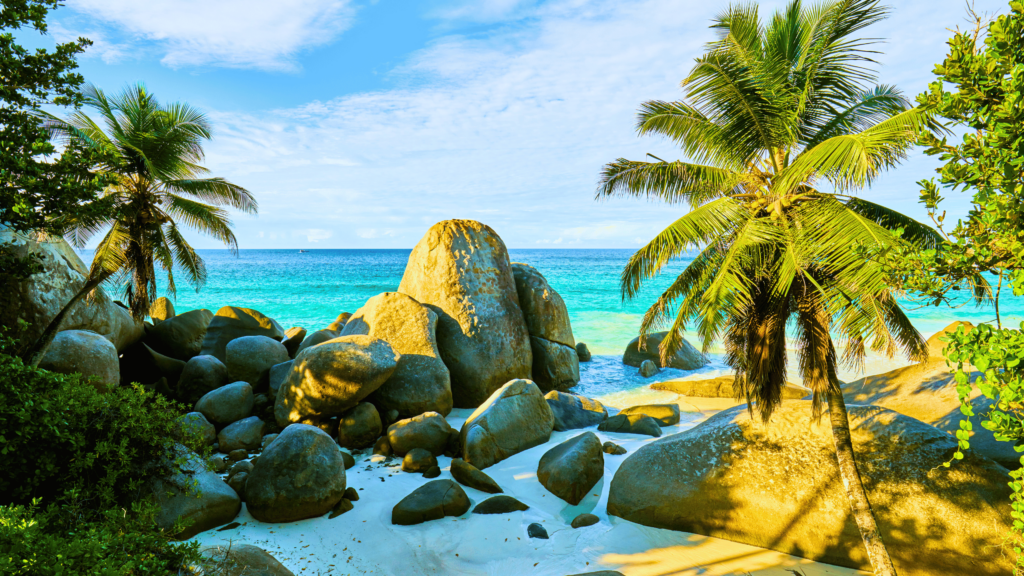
top-left (85, 248), bottom-right (1021, 404)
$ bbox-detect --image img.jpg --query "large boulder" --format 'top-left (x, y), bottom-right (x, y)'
top-left (149, 297), bottom-right (174, 324)
top-left (622, 331), bottom-right (707, 370)
top-left (39, 329), bottom-right (119, 391)
top-left (336, 402), bottom-right (383, 450)
top-left (144, 308), bottom-right (214, 361)
top-left (398, 219), bottom-right (532, 408)
top-left (152, 446), bottom-right (241, 538)
top-left (839, 321), bottom-right (1017, 467)
top-left (200, 306), bottom-right (284, 361)
top-left (387, 411), bottom-right (454, 456)
top-left (178, 355), bottom-right (229, 405)
top-left (529, 336), bottom-right (580, 392)
top-left (460, 379), bottom-right (554, 469)
top-left (218, 416), bottom-right (266, 453)
top-left (245, 424), bottom-right (347, 523)
top-left (198, 544), bottom-right (295, 576)
top-left (341, 292), bottom-right (453, 418)
top-left (510, 262), bottom-right (575, 347)
top-left (391, 479), bottom-right (470, 525)
top-left (274, 335), bottom-right (399, 427)
top-left (537, 432), bottom-right (604, 505)
top-left (196, 382), bottom-right (254, 426)
top-left (652, 376), bottom-right (808, 399)
top-left (225, 335), bottom-right (290, 388)
top-left (545, 391), bottom-right (608, 431)
top-left (119, 341), bottom-right (185, 389)
top-left (0, 228), bottom-right (142, 356)
top-left (607, 401), bottom-right (1013, 576)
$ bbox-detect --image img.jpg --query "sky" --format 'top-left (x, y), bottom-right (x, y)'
top-left (32, 0), bottom-right (1009, 249)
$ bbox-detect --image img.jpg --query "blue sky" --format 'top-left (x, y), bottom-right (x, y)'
top-left (38, 0), bottom-right (1007, 249)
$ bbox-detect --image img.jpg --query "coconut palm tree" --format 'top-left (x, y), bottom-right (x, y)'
top-left (598, 2), bottom-right (962, 574)
top-left (24, 83), bottom-right (256, 366)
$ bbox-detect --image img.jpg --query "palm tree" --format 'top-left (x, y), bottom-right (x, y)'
top-left (598, 2), bottom-right (959, 574)
top-left (24, 84), bottom-right (256, 366)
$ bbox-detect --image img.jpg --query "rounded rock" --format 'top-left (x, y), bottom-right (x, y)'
top-left (639, 359), bottom-right (658, 378)
top-left (336, 402), bottom-right (382, 450)
top-left (39, 330), bottom-right (119, 391)
top-left (195, 382), bottom-right (254, 426)
top-left (402, 448), bottom-right (438, 473)
top-left (178, 355), bottom-right (230, 405)
top-left (387, 411), bottom-right (454, 456)
top-left (218, 416), bottom-right (267, 453)
top-left (225, 335), bottom-right (290, 388)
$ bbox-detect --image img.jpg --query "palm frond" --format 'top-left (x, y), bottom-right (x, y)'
top-left (163, 178), bottom-right (258, 214)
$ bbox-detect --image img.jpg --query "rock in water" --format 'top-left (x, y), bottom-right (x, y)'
top-left (598, 414), bottom-right (662, 437)
top-left (152, 446), bottom-right (241, 538)
top-left (460, 379), bottom-right (554, 469)
top-left (527, 523), bottom-right (548, 539)
top-left (620, 404), bottom-right (680, 426)
top-left (622, 331), bottom-right (707, 370)
top-left (341, 292), bottom-right (453, 417)
top-left (39, 330), bottom-right (119, 391)
top-left (510, 262), bottom-right (575, 347)
top-left (274, 335), bottom-right (399, 427)
top-left (0, 227), bottom-right (142, 356)
top-left (607, 401), bottom-right (1014, 576)
top-left (602, 441), bottom-right (626, 455)
top-left (387, 411), bottom-right (455, 456)
top-left (529, 336), bottom-right (580, 392)
top-left (841, 321), bottom-right (1017, 468)
top-left (571, 513), bottom-right (599, 528)
top-left (196, 382), bottom-right (254, 426)
top-left (545, 391), bottom-right (608, 431)
top-left (199, 544), bottom-right (295, 576)
top-left (638, 359), bottom-right (658, 377)
top-left (200, 306), bottom-right (284, 361)
top-left (398, 219), bottom-right (532, 407)
top-left (176, 412), bottom-right (216, 445)
top-left (178, 355), bottom-right (229, 405)
top-left (402, 448), bottom-right (437, 473)
top-left (537, 432), bottom-right (603, 505)
top-left (651, 376), bottom-right (808, 400)
top-left (336, 402), bottom-right (382, 449)
top-left (575, 342), bottom-right (592, 362)
top-left (225, 335), bottom-right (290, 388)
top-left (145, 308), bottom-right (214, 361)
top-left (450, 459), bottom-right (502, 494)
top-left (391, 479), bottom-right (470, 526)
top-left (149, 297), bottom-right (175, 324)
top-left (218, 416), bottom-right (266, 453)
top-left (246, 424), bottom-right (347, 523)
top-left (282, 326), bottom-right (306, 358)
top-left (473, 495), bottom-right (528, 515)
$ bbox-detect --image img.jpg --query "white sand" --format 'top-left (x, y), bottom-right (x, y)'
top-left (193, 404), bottom-right (873, 576)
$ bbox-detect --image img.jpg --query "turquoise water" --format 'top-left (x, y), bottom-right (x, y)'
top-left (85, 248), bottom-right (1022, 399)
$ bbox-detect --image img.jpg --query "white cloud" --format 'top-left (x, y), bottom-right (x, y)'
top-left (65, 0), bottom-right (355, 70)
top-left (50, 22), bottom-right (133, 64)
top-left (304, 229), bottom-right (333, 242)
top-left (184, 0), bottom-right (995, 248)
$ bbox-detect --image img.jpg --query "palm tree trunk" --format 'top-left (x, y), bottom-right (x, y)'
top-left (24, 270), bottom-right (113, 367)
top-left (827, 391), bottom-right (898, 576)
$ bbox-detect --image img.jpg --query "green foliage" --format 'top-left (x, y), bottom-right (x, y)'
top-left (871, 2), bottom-right (1024, 570)
top-left (47, 84), bottom-right (257, 318)
top-left (0, 0), bottom-right (111, 239)
top-left (599, 0), bottom-right (933, 420)
top-left (0, 500), bottom-right (199, 576)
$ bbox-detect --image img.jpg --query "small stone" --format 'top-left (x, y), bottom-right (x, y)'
top-left (208, 454), bottom-right (229, 473)
top-left (571, 513), bottom-right (599, 528)
top-left (639, 359), bottom-right (658, 377)
top-left (450, 459), bottom-right (502, 494)
top-left (228, 460), bottom-right (254, 479)
top-left (341, 451), bottom-right (355, 470)
top-left (344, 487), bottom-right (359, 502)
top-left (527, 522), bottom-right (549, 539)
top-left (473, 495), bottom-right (529, 515)
top-left (227, 471), bottom-right (248, 501)
top-left (373, 436), bottom-right (393, 457)
top-left (328, 498), bottom-right (354, 519)
top-left (598, 414), bottom-right (662, 437)
top-left (402, 448), bottom-right (438, 473)
top-left (575, 342), bottom-right (592, 362)
top-left (391, 480), bottom-right (470, 526)
top-left (215, 522), bottom-right (241, 532)
top-left (253, 393), bottom-right (270, 413)
top-left (423, 466), bottom-right (441, 478)
top-left (228, 449), bottom-right (248, 461)
top-left (602, 441), bottom-right (627, 455)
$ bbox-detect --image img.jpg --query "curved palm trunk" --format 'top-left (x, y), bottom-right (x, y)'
top-left (24, 270), bottom-right (113, 367)
top-left (828, 390), bottom-right (898, 576)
